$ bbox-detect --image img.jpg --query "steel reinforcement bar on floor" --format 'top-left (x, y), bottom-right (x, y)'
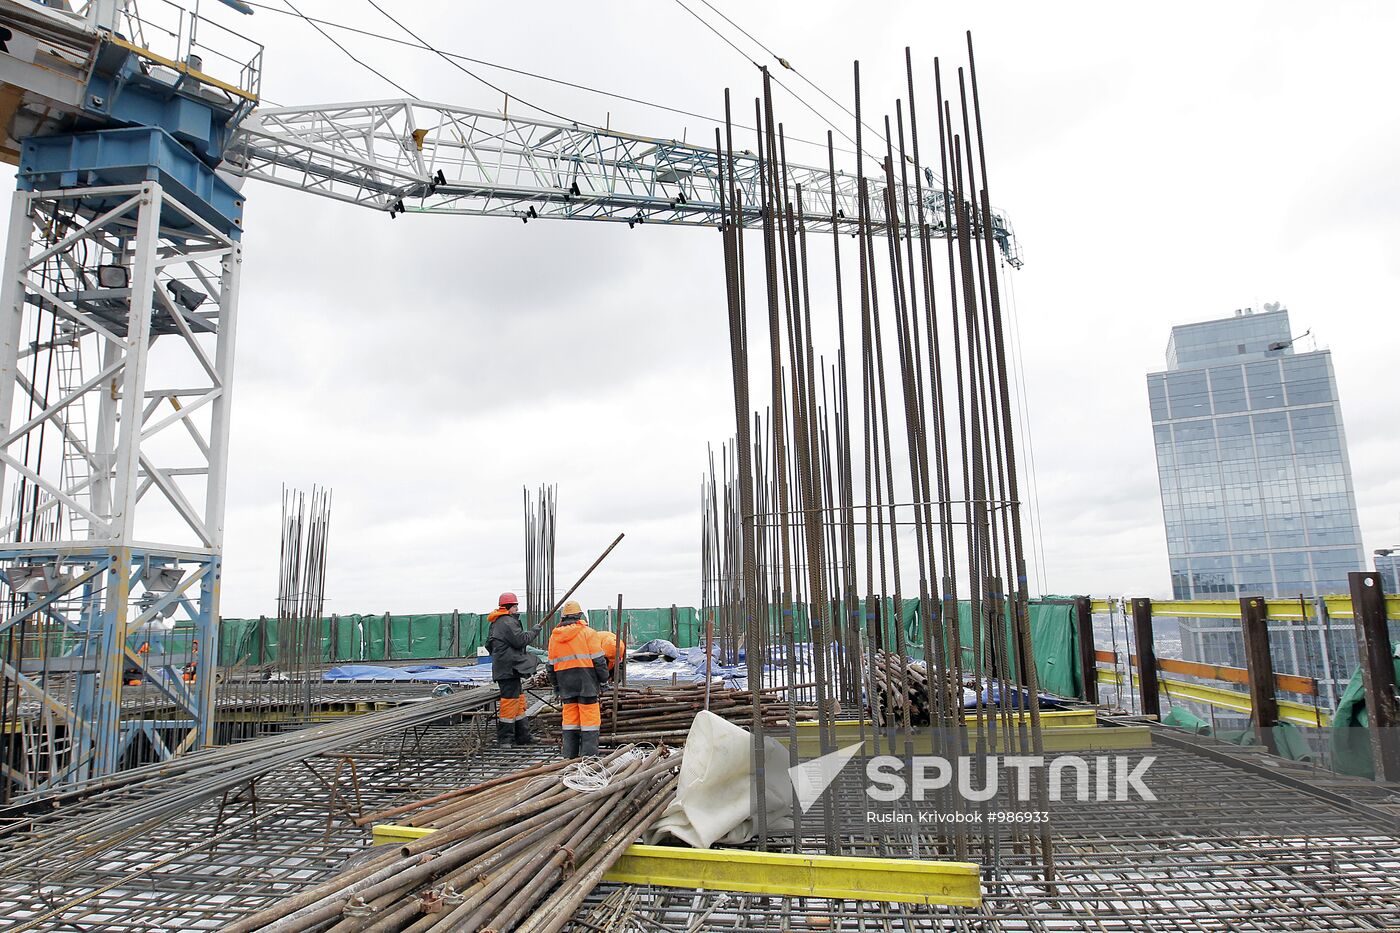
top-left (1, 714), bottom-right (1398, 931)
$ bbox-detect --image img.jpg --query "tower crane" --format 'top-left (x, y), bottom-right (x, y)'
top-left (0, 0), bottom-right (1019, 795)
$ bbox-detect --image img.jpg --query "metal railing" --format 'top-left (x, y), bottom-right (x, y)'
top-left (113, 0), bottom-right (262, 102)
top-left (1071, 572), bottom-right (1399, 779)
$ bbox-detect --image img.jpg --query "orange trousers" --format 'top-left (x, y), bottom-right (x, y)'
top-left (561, 700), bottom-right (601, 731)
top-left (498, 694), bottom-right (527, 723)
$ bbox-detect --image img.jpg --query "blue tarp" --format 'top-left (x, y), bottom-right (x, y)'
top-left (323, 663), bottom-right (494, 683)
top-left (321, 653), bottom-right (742, 687)
top-left (976, 682), bottom-right (1066, 710)
top-left (322, 647), bottom-right (1062, 713)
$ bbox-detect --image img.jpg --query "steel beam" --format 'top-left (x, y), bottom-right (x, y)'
top-left (1239, 596), bottom-right (1279, 752)
top-left (1075, 596), bottom-right (1098, 704)
top-left (1096, 669), bottom-right (1330, 728)
top-left (1348, 571), bottom-right (1400, 782)
top-left (1131, 597), bottom-right (1160, 720)
top-left (1090, 594), bottom-right (1400, 621)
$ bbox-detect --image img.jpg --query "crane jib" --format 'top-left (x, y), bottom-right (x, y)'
top-left (226, 102), bottom-right (1021, 266)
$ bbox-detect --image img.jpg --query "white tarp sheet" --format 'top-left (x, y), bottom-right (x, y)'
top-left (643, 710), bottom-right (793, 848)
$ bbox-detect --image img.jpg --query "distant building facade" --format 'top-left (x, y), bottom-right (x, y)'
top-left (1376, 548), bottom-right (1400, 594)
top-left (1146, 305), bottom-right (1365, 703)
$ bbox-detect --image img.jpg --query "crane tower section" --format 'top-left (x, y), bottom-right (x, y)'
top-left (0, 0), bottom-right (257, 793)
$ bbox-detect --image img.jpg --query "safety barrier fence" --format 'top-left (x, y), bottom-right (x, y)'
top-left (1084, 571), bottom-right (1398, 780)
top-left (203, 573), bottom-right (1398, 779)
top-left (211, 606), bottom-right (704, 667)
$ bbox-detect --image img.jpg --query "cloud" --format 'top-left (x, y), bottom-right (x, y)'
top-left (7, 2), bottom-right (1399, 616)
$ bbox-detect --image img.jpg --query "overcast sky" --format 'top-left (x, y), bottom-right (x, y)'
top-left (12, 1), bottom-right (1398, 616)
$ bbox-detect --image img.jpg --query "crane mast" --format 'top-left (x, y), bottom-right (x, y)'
top-left (0, 0), bottom-right (1019, 795)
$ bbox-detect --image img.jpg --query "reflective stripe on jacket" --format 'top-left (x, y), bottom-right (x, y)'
top-left (548, 618), bottom-right (603, 671)
top-left (547, 618), bottom-right (608, 698)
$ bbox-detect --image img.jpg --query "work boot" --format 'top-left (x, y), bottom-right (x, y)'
top-left (514, 717), bottom-right (536, 746)
top-left (562, 730), bottom-right (580, 760)
top-left (496, 719), bottom-right (513, 746)
top-left (580, 731), bottom-right (599, 758)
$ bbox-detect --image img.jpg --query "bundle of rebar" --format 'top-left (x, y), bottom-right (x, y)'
top-left (532, 683), bottom-right (813, 743)
top-left (701, 444), bottom-right (744, 666)
top-left (869, 650), bottom-right (965, 727)
top-left (264, 485), bottom-right (333, 724)
top-left (222, 746), bottom-right (678, 933)
top-left (523, 484), bottom-right (557, 634)
top-left (707, 35), bottom-right (1054, 872)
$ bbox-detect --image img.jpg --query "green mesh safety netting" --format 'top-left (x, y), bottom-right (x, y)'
top-left (215, 598), bottom-right (1086, 696)
top-left (584, 607), bottom-right (704, 646)
top-left (1210, 722), bottom-right (1313, 762)
top-left (218, 617), bottom-right (271, 666)
top-left (878, 596), bottom-right (1080, 697)
top-left (1272, 722), bottom-right (1315, 762)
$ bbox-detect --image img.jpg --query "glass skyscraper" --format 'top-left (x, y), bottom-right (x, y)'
top-left (1376, 548), bottom-right (1400, 594)
top-left (1148, 306), bottom-right (1363, 599)
top-left (1147, 306), bottom-right (1365, 699)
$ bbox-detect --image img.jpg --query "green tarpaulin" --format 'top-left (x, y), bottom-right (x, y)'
top-left (1162, 706), bottom-right (1212, 734)
top-left (218, 612), bottom-right (489, 666)
top-left (214, 598), bottom-right (1088, 701)
top-left (1164, 706), bottom-right (1314, 761)
top-left (1329, 641), bottom-right (1400, 778)
top-left (585, 607), bottom-right (701, 645)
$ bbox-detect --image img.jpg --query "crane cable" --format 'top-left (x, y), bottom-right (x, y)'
top-left (242, 1), bottom-right (716, 126)
top-left (360, 0), bottom-right (581, 127)
top-left (237, 0), bottom-right (868, 160)
top-left (278, 0), bottom-right (416, 98)
top-left (692, 0), bottom-right (887, 156)
top-left (666, 0), bottom-right (887, 171)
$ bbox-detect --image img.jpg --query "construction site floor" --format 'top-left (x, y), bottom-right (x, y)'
top-left (0, 714), bottom-right (1398, 931)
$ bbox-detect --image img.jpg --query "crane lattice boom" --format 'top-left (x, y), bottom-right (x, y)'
top-left (227, 100), bottom-right (1020, 265)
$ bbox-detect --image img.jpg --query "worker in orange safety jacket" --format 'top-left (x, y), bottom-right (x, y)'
top-left (594, 629), bottom-right (625, 682)
top-left (547, 600), bottom-right (608, 758)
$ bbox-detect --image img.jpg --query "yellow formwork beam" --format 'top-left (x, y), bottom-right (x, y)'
top-left (1096, 669), bottom-right (1329, 727)
top-left (983, 725), bottom-right (1149, 751)
top-left (603, 844), bottom-right (981, 907)
top-left (1088, 594), bottom-right (1400, 621)
top-left (795, 708), bottom-right (1098, 732)
top-left (369, 826), bottom-right (982, 907)
top-left (786, 722), bottom-right (1149, 756)
top-left (371, 823), bottom-right (437, 846)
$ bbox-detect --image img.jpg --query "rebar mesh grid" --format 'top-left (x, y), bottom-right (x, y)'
top-left (576, 740), bottom-right (1400, 932)
top-left (2, 726), bottom-right (1397, 931)
top-left (0, 722), bottom-right (553, 931)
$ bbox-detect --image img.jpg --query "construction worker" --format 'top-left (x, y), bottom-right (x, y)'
top-left (595, 629), bottom-right (625, 682)
top-left (547, 601), bottom-right (608, 759)
top-left (486, 592), bottom-right (539, 746)
top-left (182, 639), bottom-right (199, 684)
